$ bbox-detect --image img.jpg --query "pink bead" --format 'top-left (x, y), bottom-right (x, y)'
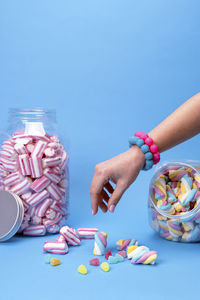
top-left (145, 137), bottom-right (153, 146)
top-left (153, 157), bottom-right (160, 165)
top-left (150, 144), bottom-right (158, 153)
top-left (153, 152), bottom-right (160, 161)
top-left (134, 132), bottom-right (148, 141)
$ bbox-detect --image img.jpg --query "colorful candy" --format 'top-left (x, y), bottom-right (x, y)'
top-left (43, 240), bottom-right (69, 254)
top-left (130, 246), bottom-right (157, 265)
top-left (50, 258), bottom-right (61, 266)
top-left (100, 262), bottom-right (109, 272)
top-left (78, 264), bottom-right (87, 275)
top-left (105, 250), bottom-right (112, 260)
top-left (89, 258), bottom-right (100, 266)
top-left (78, 227), bottom-right (98, 239)
top-left (93, 232), bottom-right (107, 255)
top-left (0, 132), bottom-right (69, 236)
top-left (60, 226), bottom-right (81, 246)
top-left (116, 238), bottom-right (138, 250)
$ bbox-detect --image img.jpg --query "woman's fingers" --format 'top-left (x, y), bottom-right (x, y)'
top-left (90, 164), bottom-right (107, 215)
top-left (107, 181), bottom-right (127, 212)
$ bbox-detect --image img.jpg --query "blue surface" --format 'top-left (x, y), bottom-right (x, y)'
top-left (0, 1), bottom-right (200, 299)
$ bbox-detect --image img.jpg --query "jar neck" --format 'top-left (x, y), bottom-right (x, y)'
top-left (7, 108), bottom-right (57, 136)
top-left (8, 108), bottom-right (56, 123)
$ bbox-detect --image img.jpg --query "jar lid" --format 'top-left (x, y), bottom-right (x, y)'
top-left (0, 190), bottom-right (24, 242)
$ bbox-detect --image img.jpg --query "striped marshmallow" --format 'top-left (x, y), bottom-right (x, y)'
top-left (18, 154), bottom-right (31, 176)
top-left (23, 225), bottom-right (46, 236)
top-left (46, 224), bottom-right (60, 233)
top-left (60, 226), bottom-right (81, 246)
top-left (31, 175), bottom-right (50, 192)
top-left (14, 143), bottom-right (28, 154)
top-left (43, 168), bottom-right (61, 183)
top-left (11, 177), bottom-right (31, 195)
top-left (31, 140), bottom-right (47, 158)
top-left (26, 189), bottom-right (49, 206)
top-left (3, 172), bottom-right (21, 186)
top-left (29, 156), bottom-right (43, 178)
top-left (43, 212), bottom-right (62, 227)
top-left (56, 235), bottom-right (66, 243)
top-left (43, 241), bottom-right (68, 254)
top-left (0, 157), bottom-right (17, 172)
top-left (78, 228), bottom-right (98, 239)
top-left (35, 198), bottom-right (53, 217)
top-left (42, 156), bottom-right (61, 168)
top-left (46, 183), bottom-right (63, 200)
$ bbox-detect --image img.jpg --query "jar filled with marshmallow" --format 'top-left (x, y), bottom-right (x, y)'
top-left (148, 161), bottom-right (200, 242)
top-left (0, 108), bottom-right (69, 238)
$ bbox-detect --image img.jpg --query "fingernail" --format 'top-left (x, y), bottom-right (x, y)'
top-left (92, 210), bottom-right (95, 215)
top-left (109, 204), bottom-right (115, 213)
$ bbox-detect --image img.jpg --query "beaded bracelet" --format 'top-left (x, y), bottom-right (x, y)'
top-left (128, 132), bottom-right (160, 171)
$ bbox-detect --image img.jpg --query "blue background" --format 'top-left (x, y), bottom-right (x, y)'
top-left (0, 1), bottom-right (200, 299)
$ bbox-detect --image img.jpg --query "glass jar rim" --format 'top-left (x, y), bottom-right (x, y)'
top-left (149, 161), bottom-right (200, 220)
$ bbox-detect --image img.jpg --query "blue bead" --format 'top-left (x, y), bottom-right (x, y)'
top-left (145, 152), bottom-right (153, 160)
top-left (145, 160), bottom-right (154, 169)
top-left (140, 144), bottom-right (149, 153)
top-left (128, 136), bottom-right (139, 145)
top-left (136, 139), bottom-right (144, 147)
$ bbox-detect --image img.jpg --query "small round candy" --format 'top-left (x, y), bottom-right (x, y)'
top-left (100, 262), bottom-right (109, 272)
top-left (50, 258), bottom-right (61, 266)
top-left (150, 144), bottom-right (158, 153)
top-left (78, 264), bottom-right (87, 275)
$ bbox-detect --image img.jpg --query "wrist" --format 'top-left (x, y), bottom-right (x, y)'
top-left (128, 145), bottom-right (146, 170)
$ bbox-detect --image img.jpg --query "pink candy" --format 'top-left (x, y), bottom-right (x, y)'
top-left (0, 132), bottom-right (69, 236)
top-left (43, 241), bottom-right (68, 254)
top-left (78, 227), bottom-right (98, 239)
top-left (60, 226), bottom-right (81, 246)
top-left (23, 225), bottom-right (46, 236)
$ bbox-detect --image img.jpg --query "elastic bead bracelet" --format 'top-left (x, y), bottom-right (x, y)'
top-left (128, 132), bottom-right (160, 171)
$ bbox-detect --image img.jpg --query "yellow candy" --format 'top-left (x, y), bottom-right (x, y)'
top-left (127, 245), bottom-right (138, 255)
top-left (193, 182), bottom-right (198, 189)
top-left (157, 200), bottom-right (163, 207)
top-left (180, 182), bottom-right (187, 194)
top-left (50, 258), bottom-right (60, 266)
top-left (100, 262), bottom-right (109, 272)
top-left (101, 232), bottom-right (108, 238)
top-left (78, 264), bottom-right (87, 275)
top-left (175, 203), bottom-right (183, 212)
top-left (157, 215), bottom-right (165, 221)
top-left (117, 239), bottom-right (125, 246)
top-left (142, 253), bottom-right (157, 265)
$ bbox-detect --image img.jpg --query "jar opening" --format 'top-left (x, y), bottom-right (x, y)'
top-left (149, 161), bottom-right (200, 220)
top-left (8, 108), bottom-right (56, 122)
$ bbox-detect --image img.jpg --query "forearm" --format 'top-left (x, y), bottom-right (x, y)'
top-left (148, 93), bottom-right (200, 153)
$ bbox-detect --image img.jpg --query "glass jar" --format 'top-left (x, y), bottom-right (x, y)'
top-left (148, 161), bottom-right (200, 242)
top-left (0, 108), bottom-right (69, 236)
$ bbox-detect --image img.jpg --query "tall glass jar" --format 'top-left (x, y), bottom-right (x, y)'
top-left (0, 108), bottom-right (69, 236)
top-left (148, 161), bottom-right (200, 242)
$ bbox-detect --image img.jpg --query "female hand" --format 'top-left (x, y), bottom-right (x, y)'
top-left (90, 145), bottom-right (145, 215)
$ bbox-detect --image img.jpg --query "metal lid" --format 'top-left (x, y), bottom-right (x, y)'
top-left (0, 190), bottom-right (24, 242)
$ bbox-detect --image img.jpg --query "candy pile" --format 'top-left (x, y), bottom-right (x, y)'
top-left (43, 226), bottom-right (157, 273)
top-left (0, 132), bottom-right (69, 235)
top-left (150, 165), bottom-right (200, 242)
